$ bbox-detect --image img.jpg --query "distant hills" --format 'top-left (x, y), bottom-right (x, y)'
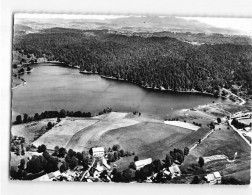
top-left (14, 16), bottom-right (245, 36)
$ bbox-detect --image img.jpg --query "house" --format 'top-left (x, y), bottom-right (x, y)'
top-left (168, 165), bottom-right (181, 178)
top-left (91, 147), bottom-right (105, 157)
top-left (205, 171), bottom-right (221, 184)
top-left (134, 158), bottom-right (152, 170)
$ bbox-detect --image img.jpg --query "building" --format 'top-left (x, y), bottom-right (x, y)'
top-left (168, 165), bottom-right (181, 178)
top-left (134, 158), bottom-right (152, 170)
top-left (205, 171), bottom-right (221, 184)
top-left (91, 147), bottom-right (105, 158)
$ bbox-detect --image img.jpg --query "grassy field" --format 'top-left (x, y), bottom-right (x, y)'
top-left (32, 118), bottom-right (98, 149)
top-left (183, 122), bottom-right (251, 184)
top-left (11, 118), bottom-right (56, 143)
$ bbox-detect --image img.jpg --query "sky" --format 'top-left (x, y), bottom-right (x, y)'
top-left (15, 13), bottom-right (252, 36)
top-left (181, 17), bottom-right (252, 36)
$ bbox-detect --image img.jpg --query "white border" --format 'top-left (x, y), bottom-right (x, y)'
top-left (1, 0), bottom-right (252, 195)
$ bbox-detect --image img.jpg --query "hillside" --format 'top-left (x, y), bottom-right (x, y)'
top-left (13, 28), bottom-right (252, 98)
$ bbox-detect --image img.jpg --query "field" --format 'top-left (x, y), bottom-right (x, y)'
top-left (183, 122), bottom-right (251, 184)
top-left (11, 118), bottom-right (56, 143)
top-left (32, 118), bottom-right (98, 149)
top-left (11, 107), bottom-right (251, 181)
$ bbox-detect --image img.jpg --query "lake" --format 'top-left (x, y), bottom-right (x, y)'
top-left (12, 63), bottom-right (223, 120)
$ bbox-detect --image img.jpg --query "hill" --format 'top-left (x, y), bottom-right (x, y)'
top-left (13, 28), bottom-right (252, 98)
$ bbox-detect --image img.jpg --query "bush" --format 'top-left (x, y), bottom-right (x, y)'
top-left (57, 117), bottom-right (61, 123)
top-left (134, 156), bottom-right (139, 162)
top-left (58, 147), bottom-right (67, 158)
top-left (15, 115), bottom-right (22, 124)
top-left (26, 145), bottom-right (31, 151)
top-left (221, 177), bottom-right (245, 185)
top-left (26, 155), bottom-right (47, 174)
top-left (122, 169), bottom-right (135, 183)
top-left (191, 175), bottom-right (200, 184)
top-left (152, 159), bottom-right (162, 173)
top-left (119, 149), bottom-right (125, 157)
top-left (68, 157), bottom-right (78, 170)
top-left (198, 157), bottom-right (205, 167)
top-left (129, 162), bottom-right (136, 170)
top-left (112, 144), bottom-right (121, 151)
top-left (37, 144), bottom-right (47, 153)
top-left (184, 147), bottom-right (190, 156)
top-left (47, 122), bottom-right (53, 130)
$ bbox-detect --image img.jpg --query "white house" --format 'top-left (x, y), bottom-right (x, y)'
top-left (168, 165), bottom-right (181, 178)
top-left (92, 147), bottom-right (105, 157)
top-left (205, 171), bottom-right (221, 184)
top-left (135, 158), bottom-right (152, 170)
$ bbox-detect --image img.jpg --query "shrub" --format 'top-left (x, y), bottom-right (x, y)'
top-left (191, 175), bottom-right (200, 184)
top-left (26, 155), bottom-right (47, 174)
top-left (129, 162), bottom-right (136, 170)
top-left (15, 115), bottom-right (22, 124)
top-left (112, 144), bottom-right (121, 151)
top-left (198, 157), bottom-right (205, 167)
top-left (134, 156), bottom-right (139, 162)
top-left (37, 144), bottom-right (47, 153)
top-left (184, 147), bottom-right (190, 156)
top-left (47, 122), bottom-right (53, 130)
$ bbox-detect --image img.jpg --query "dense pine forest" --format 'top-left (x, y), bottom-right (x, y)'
top-left (13, 28), bottom-right (252, 95)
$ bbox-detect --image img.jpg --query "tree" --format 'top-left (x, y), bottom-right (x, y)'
top-left (134, 156), bottom-right (139, 162)
top-left (107, 152), bottom-right (115, 163)
top-left (59, 109), bottom-right (66, 118)
top-left (34, 113), bottom-right (41, 121)
top-left (47, 122), bottom-right (53, 130)
top-left (23, 113), bottom-right (28, 123)
top-left (111, 169), bottom-right (122, 182)
top-left (57, 117), bottom-right (61, 123)
top-left (191, 175), bottom-right (200, 184)
top-left (184, 147), bottom-right (190, 156)
top-left (52, 146), bottom-right (59, 156)
top-left (152, 159), bottom-right (162, 173)
top-left (68, 157), bottom-right (78, 170)
top-left (165, 154), bottom-right (173, 168)
top-left (129, 162), bottom-right (136, 170)
top-left (217, 117), bottom-right (221, 123)
top-left (119, 149), bottom-right (125, 157)
top-left (114, 151), bottom-right (119, 161)
top-left (37, 144), bottom-right (47, 153)
top-left (122, 168), bottom-right (135, 183)
top-left (60, 162), bottom-right (68, 173)
top-left (112, 144), bottom-right (121, 151)
top-left (16, 115), bottom-right (22, 124)
top-left (198, 157), bottom-right (205, 167)
top-left (26, 155), bottom-right (47, 174)
top-left (58, 147), bottom-right (67, 158)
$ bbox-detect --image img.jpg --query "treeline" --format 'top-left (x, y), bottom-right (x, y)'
top-left (13, 28), bottom-right (252, 94)
top-left (231, 118), bottom-right (251, 129)
top-left (14, 109), bottom-right (92, 124)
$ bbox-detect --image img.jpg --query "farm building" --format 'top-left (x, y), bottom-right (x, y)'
top-left (168, 165), bottom-right (181, 178)
top-left (205, 171), bottom-right (221, 184)
top-left (134, 158), bottom-right (152, 170)
top-left (91, 147), bottom-right (105, 157)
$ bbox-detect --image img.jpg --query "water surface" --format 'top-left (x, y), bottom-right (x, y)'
top-left (12, 63), bottom-right (223, 119)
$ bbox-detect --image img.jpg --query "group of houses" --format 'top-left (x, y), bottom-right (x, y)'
top-left (30, 146), bottom-right (221, 184)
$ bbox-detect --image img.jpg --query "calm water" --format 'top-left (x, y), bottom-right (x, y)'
top-left (12, 63), bottom-right (223, 119)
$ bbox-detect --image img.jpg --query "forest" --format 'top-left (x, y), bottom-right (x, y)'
top-left (13, 28), bottom-right (252, 95)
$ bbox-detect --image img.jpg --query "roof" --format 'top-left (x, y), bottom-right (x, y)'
top-left (205, 174), bottom-right (216, 182)
top-left (213, 172), bottom-right (221, 178)
top-left (92, 147), bottom-right (105, 153)
top-left (135, 158), bottom-right (152, 168)
top-left (168, 165), bottom-right (181, 175)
